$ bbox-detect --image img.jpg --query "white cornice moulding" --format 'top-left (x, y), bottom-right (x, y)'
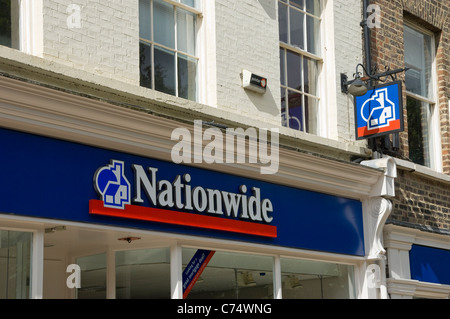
top-left (0, 46), bottom-right (371, 159)
top-left (0, 75), bottom-right (384, 200)
top-left (360, 157), bottom-right (397, 197)
top-left (384, 224), bottom-right (450, 251)
top-left (387, 278), bottom-right (450, 299)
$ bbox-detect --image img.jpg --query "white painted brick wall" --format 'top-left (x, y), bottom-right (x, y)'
top-left (333, 0), bottom-right (366, 145)
top-left (43, 0), bottom-right (139, 85)
top-left (37, 0), bottom-right (366, 146)
top-left (214, 0), bottom-right (367, 144)
top-left (214, 0), bottom-right (281, 127)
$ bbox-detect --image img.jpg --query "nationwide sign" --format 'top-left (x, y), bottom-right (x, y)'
top-left (354, 81), bottom-right (404, 140)
top-left (0, 127), bottom-right (366, 256)
top-left (90, 160), bottom-right (277, 238)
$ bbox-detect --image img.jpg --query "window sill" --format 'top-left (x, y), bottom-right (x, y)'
top-left (393, 157), bottom-right (450, 183)
top-left (0, 45), bottom-right (372, 162)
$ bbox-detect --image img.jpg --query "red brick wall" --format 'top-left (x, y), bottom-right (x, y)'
top-left (369, 0), bottom-right (450, 174)
top-left (368, 0), bottom-right (450, 233)
top-left (392, 168), bottom-right (450, 232)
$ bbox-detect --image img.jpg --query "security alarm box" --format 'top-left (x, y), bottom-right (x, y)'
top-left (241, 69), bottom-right (267, 94)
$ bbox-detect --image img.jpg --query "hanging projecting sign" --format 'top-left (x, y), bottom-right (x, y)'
top-left (354, 81), bottom-right (404, 140)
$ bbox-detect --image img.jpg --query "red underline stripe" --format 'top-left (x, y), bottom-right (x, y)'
top-left (358, 119), bottom-right (401, 138)
top-left (89, 200), bottom-right (277, 238)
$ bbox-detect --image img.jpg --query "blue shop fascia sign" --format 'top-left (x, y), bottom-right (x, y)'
top-left (0, 128), bottom-right (365, 256)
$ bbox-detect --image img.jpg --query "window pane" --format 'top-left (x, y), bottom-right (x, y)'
top-left (289, 8), bottom-right (304, 49)
top-left (281, 257), bottom-right (355, 299)
top-left (280, 48), bottom-right (286, 86)
top-left (182, 248), bottom-right (273, 299)
top-left (404, 27), bottom-right (423, 68)
top-left (76, 253), bottom-right (107, 299)
top-left (154, 0), bottom-right (175, 49)
top-left (139, 0), bottom-right (151, 41)
top-left (304, 56), bottom-right (318, 96)
top-left (287, 50), bottom-right (302, 90)
top-left (116, 248), bottom-right (170, 299)
top-left (306, 15), bottom-right (320, 55)
top-left (306, 0), bottom-right (321, 16)
top-left (0, 230), bottom-right (32, 299)
top-left (281, 88), bottom-right (288, 126)
top-left (407, 96), bottom-right (431, 167)
top-left (140, 42), bottom-right (153, 89)
top-left (278, 2), bottom-right (288, 43)
top-left (290, 0), bottom-right (304, 10)
top-left (177, 8), bottom-right (196, 56)
top-left (178, 54), bottom-right (197, 101)
top-left (288, 90), bottom-right (304, 131)
top-left (154, 46), bottom-right (175, 95)
top-left (305, 96), bottom-right (319, 134)
top-left (181, 0), bottom-right (197, 9)
top-left (404, 25), bottom-right (434, 99)
top-left (422, 31), bottom-right (433, 99)
top-left (0, 0), bottom-right (12, 47)
top-left (405, 68), bottom-right (422, 96)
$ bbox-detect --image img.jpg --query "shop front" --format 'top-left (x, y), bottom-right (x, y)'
top-left (0, 76), bottom-right (392, 299)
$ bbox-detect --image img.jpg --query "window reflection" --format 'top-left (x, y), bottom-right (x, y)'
top-left (279, 0), bottom-right (321, 134)
top-left (281, 258), bottom-right (355, 299)
top-left (116, 248), bottom-right (170, 299)
top-left (404, 24), bottom-right (436, 168)
top-left (76, 253), bottom-right (107, 299)
top-left (0, 230), bottom-right (32, 299)
top-left (182, 248), bottom-right (274, 299)
top-left (139, 0), bottom-right (198, 101)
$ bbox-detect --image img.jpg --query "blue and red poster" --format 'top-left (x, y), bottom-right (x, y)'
top-left (182, 250), bottom-right (215, 298)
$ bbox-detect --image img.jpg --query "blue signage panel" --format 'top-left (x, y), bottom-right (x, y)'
top-left (0, 128), bottom-right (365, 256)
top-left (354, 81), bottom-right (404, 140)
top-left (410, 244), bottom-right (450, 285)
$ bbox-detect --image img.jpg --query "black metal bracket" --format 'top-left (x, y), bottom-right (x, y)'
top-left (341, 63), bottom-right (409, 94)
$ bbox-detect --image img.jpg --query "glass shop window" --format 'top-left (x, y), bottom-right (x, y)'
top-left (280, 257), bottom-right (356, 299)
top-left (0, 229), bottom-right (32, 299)
top-left (115, 247), bottom-right (171, 299)
top-left (182, 248), bottom-right (274, 299)
top-left (76, 253), bottom-right (107, 299)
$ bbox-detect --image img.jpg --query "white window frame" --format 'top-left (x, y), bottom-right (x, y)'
top-left (19, 0), bottom-right (43, 56)
top-left (279, 0), bottom-right (323, 133)
top-left (0, 225), bottom-right (43, 299)
top-left (3, 0), bottom-right (43, 56)
top-left (138, 0), bottom-right (204, 102)
top-left (279, 0), bottom-right (331, 138)
top-left (384, 224), bottom-right (450, 299)
top-left (66, 233), bottom-right (360, 300)
top-left (404, 22), bottom-right (442, 172)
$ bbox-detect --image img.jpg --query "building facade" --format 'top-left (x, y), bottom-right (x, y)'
top-left (0, 0), bottom-right (448, 299)
top-left (368, 0), bottom-right (450, 298)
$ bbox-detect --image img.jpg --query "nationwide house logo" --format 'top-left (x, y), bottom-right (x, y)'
top-left (361, 87), bottom-right (395, 131)
top-left (354, 81), bottom-right (403, 140)
top-left (94, 160), bottom-right (131, 209)
top-left (90, 160), bottom-right (277, 238)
